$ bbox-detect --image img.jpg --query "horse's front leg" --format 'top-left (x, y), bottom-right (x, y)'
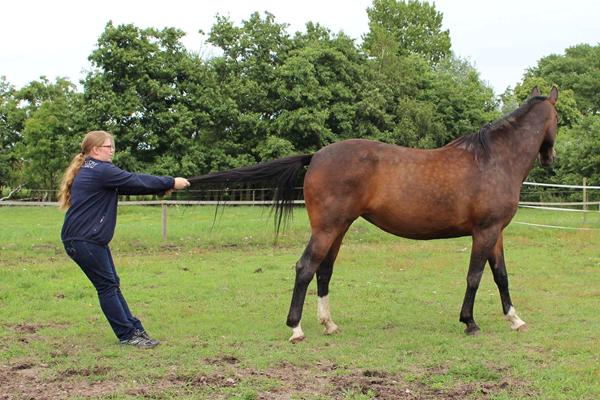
top-left (460, 228), bottom-right (501, 335)
top-left (488, 232), bottom-right (527, 331)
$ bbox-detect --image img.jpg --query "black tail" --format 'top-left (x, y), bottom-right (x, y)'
top-left (188, 154), bottom-right (314, 234)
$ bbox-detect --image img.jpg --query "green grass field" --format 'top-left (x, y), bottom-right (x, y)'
top-left (1, 205), bottom-right (599, 399)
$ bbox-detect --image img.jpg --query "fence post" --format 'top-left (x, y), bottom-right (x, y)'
top-left (582, 178), bottom-right (588, 211)
top-left (162, 202), bottom-right (167, 241)
top-left (581, 178), bottom-right (588, 225)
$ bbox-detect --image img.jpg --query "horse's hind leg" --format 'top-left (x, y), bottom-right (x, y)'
top-left (488, 232), bottom-right (527, 331)
top-left (460, 227), bottom-right (501, 334)
top-left (316, 228), bottom-right (348, 335)
top-left (286, 229), bottom-right (345, 343)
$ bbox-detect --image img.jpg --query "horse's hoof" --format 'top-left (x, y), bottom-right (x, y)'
top-left (323, 323), bottom-right (339, 335)
top-left (464, 325), bottom-right (481, 335)
top-left (516, 323), bottom-right (528, 332)
top-left (289, 335), bottom-right (305, 344)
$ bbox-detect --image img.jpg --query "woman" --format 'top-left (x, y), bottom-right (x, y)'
top-left (58, 130), bottom-right (190, 348)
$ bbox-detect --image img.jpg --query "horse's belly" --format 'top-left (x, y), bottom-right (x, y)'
top-left (361, 212), bottom-right (472, 240)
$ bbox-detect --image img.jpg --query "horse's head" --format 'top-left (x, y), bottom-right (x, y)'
top-left (531, 86), bottom-right (559, 167)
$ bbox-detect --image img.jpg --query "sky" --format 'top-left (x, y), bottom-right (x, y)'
top-left (2, 0), bottom-right (599, 95)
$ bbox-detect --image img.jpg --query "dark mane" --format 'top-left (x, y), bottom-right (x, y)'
top-left (445, 96), bottom-right (547, 157)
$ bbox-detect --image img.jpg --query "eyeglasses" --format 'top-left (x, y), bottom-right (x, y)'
top-left (99, 145), bottom-right (115, 150)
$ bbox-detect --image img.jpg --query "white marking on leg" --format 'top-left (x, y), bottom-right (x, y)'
top-left (289, 324), bottom-right (305, 343)
top-left (317, 295), bottom-right (331, 323)
top-left (505, 306), bottom-right (527, 330)
top-left (318, 295), bottom-right (339, 335)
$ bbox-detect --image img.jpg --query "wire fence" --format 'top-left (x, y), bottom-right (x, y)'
top-left (520, 180), bottom-right (600, 211)
top-left (2, 181), bottom-right (599, 236)
top-left (0, 186), bottom-right (305, 204)
top-left (2, 180), bottom-right (598, 209)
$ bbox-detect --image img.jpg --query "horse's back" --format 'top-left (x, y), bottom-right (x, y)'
top-left (306, 138), bottom-right (471, 197)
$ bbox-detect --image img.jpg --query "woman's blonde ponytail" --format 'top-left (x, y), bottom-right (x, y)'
top-left (58, 153), bottom-right (85, 210)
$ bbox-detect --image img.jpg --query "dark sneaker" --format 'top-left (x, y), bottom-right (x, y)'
top-left (120, 330), bottom-right (160, 349)
top-left (138, 330), bottom-right (156, 341)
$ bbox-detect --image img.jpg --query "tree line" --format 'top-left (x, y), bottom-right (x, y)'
top-left (1, 0), bottom-right (599, 197)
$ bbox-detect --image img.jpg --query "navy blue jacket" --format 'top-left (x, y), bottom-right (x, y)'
top-left (61, 158), bottom-right (175, 245)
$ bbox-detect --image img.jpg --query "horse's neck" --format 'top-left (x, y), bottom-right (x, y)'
top-left (491, 106), bottom-right (548, 180)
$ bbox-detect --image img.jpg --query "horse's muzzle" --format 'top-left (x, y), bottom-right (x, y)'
top-left (539, 148), bottom-right (556, 167)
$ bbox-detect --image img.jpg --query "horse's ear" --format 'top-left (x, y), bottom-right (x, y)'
top-left (549, 86), bottom-right (558, 104)
top-left (530, 86), bottom-right (541, 97)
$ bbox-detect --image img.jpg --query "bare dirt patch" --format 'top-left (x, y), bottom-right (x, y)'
top-left (5, 322), bottom-right (70, 334)
top-left (0, 354), bottom-right (535, 399)
top-left (0, 362), bottom-right (118, 400)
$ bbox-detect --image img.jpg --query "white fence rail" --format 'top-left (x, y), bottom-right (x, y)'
top-left (4, 181), bottom-right (599, 208)
top-left (2, 181), bottom-right (599, 237)
top-left (522, 181), bottom-right (600, 190)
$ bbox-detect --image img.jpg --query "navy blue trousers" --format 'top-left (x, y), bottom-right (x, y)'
top-left (63, 240), bottom-right (144, 340)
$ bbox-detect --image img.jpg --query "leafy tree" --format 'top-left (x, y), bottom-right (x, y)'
top-left (83, 22), bottom-right (217, 176)
top-left (507, 77), bottom-right (581, 128)
top-left (359, 53), bottom-right (497, 148)
top-left (206, 12), bottom-right (293, 165)
top-left (4, 9), bottom-right (599, 194)
top-left (527, 44), bottom-right (600, 115)
top-left (363, 0), bottom-right (451, 64)
top-left (372, 95), bottom-right (444, 148)
top-left (15, 78), bottom-right (82, 194)
top-left (362, 52), bottom-right (445, 147)
top-left (361, 1), bottom-right (495, 148)
top-left (0, 77), bottom-right (24, 187)
top-left (420, 55), bottom-right (499, 146)
top-left (256, 135), bottom-right (296, 160)
top-left (275, 23), bottom-right (370, 151)
top-left (554, 115), bottom-right (600, 185)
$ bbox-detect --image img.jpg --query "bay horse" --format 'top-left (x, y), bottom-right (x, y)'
top-left (189, 86), bottom-right (559, 342)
